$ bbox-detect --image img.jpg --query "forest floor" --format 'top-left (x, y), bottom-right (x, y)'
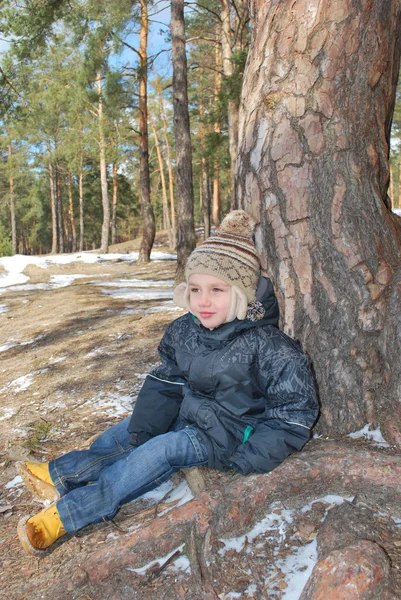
top-left (1, 234), bottom-right (401, 600)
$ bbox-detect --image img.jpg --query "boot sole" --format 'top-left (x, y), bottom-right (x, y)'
top-left (17, 515), bottom-right (47, 557)
top-left (16, 462), bottom-right (60, 503)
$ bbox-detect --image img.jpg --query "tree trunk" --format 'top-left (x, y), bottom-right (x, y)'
top-left (7, 139), bottom-right (17, 255)
top-left (155, 78), bottom-right (176, 246)
top-left (398, 153), bottom-right (401, 209)
top-left (67, 170), bottom-right (77, 253)
top-left (236, 0), bottom-right (401, 442)
top-left (199, 98), bottom-right (211, 239)
top-left (111, 163), bottom-right (118, 245)
top-left (97, 71), bottom-right (110, 254)
top-left (389, 162), bottom-right (394, 208)
top-left (150, 114), bottom-right (173, 248)
top-left (79, 163), bottom-right (84, 252)
top-left (220, 0), bottom-right (240, 201)
top-left (171, 0), bottom-right (196, 281)
top-left (212, 37), bottom-right (222, 226)
top-left (55, 165), bottom-right (64, 254)
top-left (48, 159), bottom-right (58, 254)
top-left (138, 0), bottom-right (156, 264)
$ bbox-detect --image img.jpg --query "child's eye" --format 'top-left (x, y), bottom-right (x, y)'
top-left (190, 288), bottom-right (199, 293)
top-left (213, 288), bottom-right (223, 292)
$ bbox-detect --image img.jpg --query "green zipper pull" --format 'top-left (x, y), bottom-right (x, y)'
top-left (242, 425), bottom-right (253, 444)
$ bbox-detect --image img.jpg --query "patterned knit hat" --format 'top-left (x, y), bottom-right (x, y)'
top-left (185, 210), bottom-right (260, 302)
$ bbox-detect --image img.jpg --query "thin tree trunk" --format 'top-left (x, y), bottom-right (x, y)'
top-left (67, 170), bottom-right (77, 252)
top-left (199, 98), bottom-right (211, 239)
top-left (111, 163), bottom-right (118, 245)
top-left (171, 0), bottom-right (196, 280)
top-left (7, 140), bottom-right (17, 255)
top-left (48, 159), bottom-right (58, 254)
top-left (398, 153), bottom-right (401, 209)
top-left (212, 37), bottom-right (222, 226)
top-left (56, 164), bottom-right (64, 254)
top-left (155, 78), bottom-right (176, 247)
top-left (137, 0), bottom-right (156, 263)
top-left (220, 0), bottom-right (240, 202)
top-left (150, 114), bottom-right (173, 248)
top-left (97, 71), bottom-right (110, 253)
top-left (79, 162), bottom-right (84, 252)
top-left (236, 0), bottom-right (401, 441)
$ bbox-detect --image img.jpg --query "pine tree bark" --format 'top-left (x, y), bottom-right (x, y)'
top-left (138, 0), bottom-right (156, 264)
top-left (236, 0), bottom-right (401, 441)
top-left (212, 36), bottom-right (222, 226)
top-left (7, 140), bottom-right (17, 255)
top-left (220, 0), bottom-right (240, 201)
top-left (111, 163), bottom-right (118, 245)
top-left (97, 72), bottom-right (110, 254)
top-left (67, 170), bottom-right (77, 253)
top-left (171, 0), bottom-right (196, 280)
top-left (48, 159), bottom-right (58, 254)
top-left (150, 114), bottom-right (173, 248)
top-left (79, 162), bottom-right (84, 252)
top-left (200, 98), bottom-right (211, 239)
top-left (155, 78), bottom-right (176, 246)
top-left (398, 153), bottom-right (401, 209)
top-left (55, 164), bottom-right (64, 254)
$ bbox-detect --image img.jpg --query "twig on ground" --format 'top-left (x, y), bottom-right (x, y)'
top-left (146, 549), bottom-right (182, 582)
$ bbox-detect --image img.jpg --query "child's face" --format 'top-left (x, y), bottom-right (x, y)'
top-left (188, 274), bottom-right (232, 329)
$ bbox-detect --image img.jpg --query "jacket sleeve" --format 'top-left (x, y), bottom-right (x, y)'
top-left (127, 325), bottom-right (186, 446)
top-left (230, 329), bottom-right (318, 475)
top-left (229, 419), bottom-right (310, 475)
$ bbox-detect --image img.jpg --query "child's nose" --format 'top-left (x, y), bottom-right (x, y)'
top-left (199, 292), bottom-right (211, 306)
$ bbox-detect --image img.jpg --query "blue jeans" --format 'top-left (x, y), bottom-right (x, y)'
top-left (49, 417), bottom-right (208, 533)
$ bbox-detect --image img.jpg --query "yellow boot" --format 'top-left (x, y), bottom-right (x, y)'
top-left (17, 505), bottom-right (66, 555)
top-left (16, 461), bottom-right (60, 503)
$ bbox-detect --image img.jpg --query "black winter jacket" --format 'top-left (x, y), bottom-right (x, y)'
top-left (128, 277), bottom-right (318, 475)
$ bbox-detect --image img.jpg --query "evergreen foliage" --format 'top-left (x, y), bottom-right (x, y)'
top-left (0, 0), bottom-right (249, 255)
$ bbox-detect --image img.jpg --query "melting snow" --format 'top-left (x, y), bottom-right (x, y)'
top-left (1, 368), bottom-right (48, 393)
top-left (273, 539), bottom-right (317, 599)
top-left (0, 303), bottom-right (9, 313)
top-left (219, 504), bottom-right (294, 555)
top-left (101, 288), bottom-right (174, 301)
top-left (348, 423), bottom-right (390, 447)
top-left (0, 407), bottom-right (17, 421)
top-left (127, 543), bottom-right (187, 576)
top-left (0, 251), bottom-right (176, 290)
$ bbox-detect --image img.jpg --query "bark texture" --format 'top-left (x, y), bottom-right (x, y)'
top-left (236, 0), bottom-right (401, 441)
top-left (138, 0), bottom-right (156, 264)
top-left (171, 0), bottom-right (196, 280)
top-left (97, 72), bottom-right (110, 254)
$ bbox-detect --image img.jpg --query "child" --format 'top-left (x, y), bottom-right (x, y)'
top-left (16, 210), bottom-right (318, 555)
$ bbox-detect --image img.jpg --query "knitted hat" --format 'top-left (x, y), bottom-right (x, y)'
top-left (185, 210), bottom-right (260, 302)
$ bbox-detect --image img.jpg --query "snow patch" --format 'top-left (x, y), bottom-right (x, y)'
top-left (0, 303), bottom-right (9, 313)
top-left (0, 407), bottom-right (16, 421)
top-left (101, 288), bottom-right (174, 301)
top-left (219, 504), bottom-right (294, 555)
top-left (0, 252), bottom-right (176, 290)
top-left (1, 368), bottom-right (48, 393)
top-left (127, 543), bottom-right (186, 576)
top-left (269, 539), bottom-right (318, 599)
top-left (348, 423), bottom-right (390, 447)
top-left (5, 475), bottom-right (23, 489)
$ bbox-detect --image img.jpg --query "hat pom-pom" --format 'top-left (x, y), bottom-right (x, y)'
top-left (219, 210), bottom-right (255, 238)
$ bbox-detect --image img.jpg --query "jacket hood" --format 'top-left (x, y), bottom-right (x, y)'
top-left (191, 276), bottom-right (279, 343)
